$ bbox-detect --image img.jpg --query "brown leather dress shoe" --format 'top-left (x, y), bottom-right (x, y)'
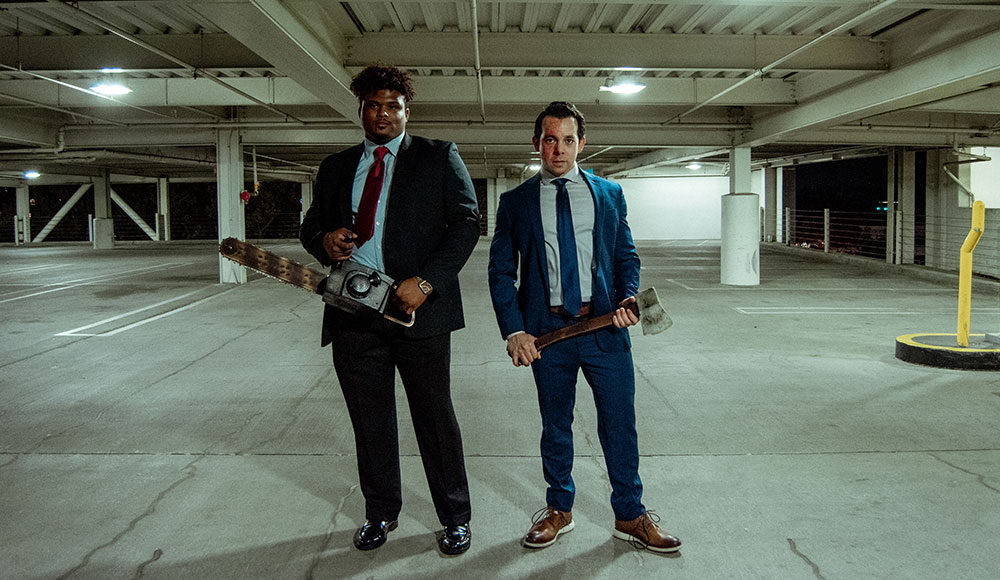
top-left (523, 507), bottom-right (574, 549)
top-left (613, 511), bottom-right (681, 553)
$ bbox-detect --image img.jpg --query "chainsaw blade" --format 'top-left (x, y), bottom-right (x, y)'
top-left (219, 237), bottom-right (327, 294)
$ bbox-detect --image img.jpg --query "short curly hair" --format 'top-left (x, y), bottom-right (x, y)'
top-left (350, 64), bottom-right (415, 104)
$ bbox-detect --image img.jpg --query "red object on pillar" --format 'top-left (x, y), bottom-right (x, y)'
top-left (240, 190), bottom-right (251, 202)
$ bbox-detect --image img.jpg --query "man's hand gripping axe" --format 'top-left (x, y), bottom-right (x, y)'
top-left (534, 287), bottom-right (672, 351)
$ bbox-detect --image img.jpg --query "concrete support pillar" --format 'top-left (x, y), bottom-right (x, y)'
top-left (92, 169), bottom-right (114, 249)
top-left (886, 147), bottom-right (901, 264)
top-left (15, 185), bottom-right (30, 244)
top-left (899, 150), bottom-right (917, 264)
top-left (300, 181), bottom-right (313, 225)
top-left (487, 168), bottom-right (513, 236)
top-left (156, 177), bottom-right (170, 241)
top-left (721, 193), bottom-right (761, 286)
top-left (217, 129), bottom-right (246, 284)
top-left (763, 167), bottom-right (778, 242)
top-left (729, 146), bottom-right (752, 193)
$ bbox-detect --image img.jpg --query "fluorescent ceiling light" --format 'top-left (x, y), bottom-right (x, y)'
top-left (528, 164), bottom-right (541, 172)
top-left (685, 162), bottom-right (702, 170)
top-left (23, 170), bottom-right (41, 179)
top-left (100, 67), bottom-right (125, 73)
top-left (599, 81), bottom-right (646, 95)
top-left (90, 82), bottom-right (132, 95)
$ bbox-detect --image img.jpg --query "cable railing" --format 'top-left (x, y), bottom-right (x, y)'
top-left (782, 207), bottom-right (1000, 279)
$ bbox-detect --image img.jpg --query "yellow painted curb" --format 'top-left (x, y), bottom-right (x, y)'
top-left (895, 333), bottom-right (1000, 353)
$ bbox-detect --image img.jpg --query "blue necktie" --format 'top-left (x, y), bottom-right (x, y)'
top-left (554, 178), bottom-right (582, 315)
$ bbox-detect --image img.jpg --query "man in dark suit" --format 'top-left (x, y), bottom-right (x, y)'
top-left (488, 102), bottom-right (681, 553)
top-left (300, 65), bottom-right (479, 555)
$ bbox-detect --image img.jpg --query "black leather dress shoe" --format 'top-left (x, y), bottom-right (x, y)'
top-left (438, 523), bottom-right (471, 555)
top-left (353, 519), bottom-right (398, 551)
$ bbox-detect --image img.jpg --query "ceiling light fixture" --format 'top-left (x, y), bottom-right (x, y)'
top-left (685, 162), bottom-right (702, 170)
top-left (599, 78), bottom-right (646, 95)
top-left (90, 82), bottom-right (132, 95)
top-left (91, 67), bottom-right (131, 95)
top-left (23, 170), bottom-right (41, 179)
top-left (528, 164), bottom-right (541, 172)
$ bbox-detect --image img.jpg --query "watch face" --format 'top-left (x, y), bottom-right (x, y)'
top-left (419, 279), bottom-right (433, 294)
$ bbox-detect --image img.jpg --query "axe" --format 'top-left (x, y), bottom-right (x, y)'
top-left (534, 287), bottom-right (672, 351)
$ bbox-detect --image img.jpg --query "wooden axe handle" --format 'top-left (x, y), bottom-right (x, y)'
top-left (534, 301), bottom-right (640, 351)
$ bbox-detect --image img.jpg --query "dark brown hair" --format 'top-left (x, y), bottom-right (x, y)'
top-left (533, 101), bottom-right (586, 140)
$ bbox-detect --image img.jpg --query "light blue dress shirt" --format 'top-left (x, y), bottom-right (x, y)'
top-left (540, 165), bottom-right (595, 307)
top-left (350, 132), bottom-right (404, 272)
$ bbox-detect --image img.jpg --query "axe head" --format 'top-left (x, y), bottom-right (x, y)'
top-left (635, 287), bottom-right (672, 336)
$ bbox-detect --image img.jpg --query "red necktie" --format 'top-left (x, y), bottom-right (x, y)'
top-left (354, 146), bottom-right (389, 247)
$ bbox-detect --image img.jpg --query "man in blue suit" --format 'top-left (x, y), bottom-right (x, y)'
top-left (488, 101), bottom-right (681, 553)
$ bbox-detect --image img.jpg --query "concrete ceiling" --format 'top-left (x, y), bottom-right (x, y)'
top-left (0, 0), bottom-right (998, 185)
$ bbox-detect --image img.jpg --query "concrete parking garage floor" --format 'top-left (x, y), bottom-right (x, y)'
top-left (1, 239), bottom-right (999, 580)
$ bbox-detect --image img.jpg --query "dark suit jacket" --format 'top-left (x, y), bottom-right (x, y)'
top-left (488, 171), bottom-right (640, 352)
top-left (300, 133), bottom-right (480, 344)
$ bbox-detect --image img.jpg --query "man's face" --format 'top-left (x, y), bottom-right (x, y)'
top-left (533, 115), bottom-right (585, 177)
top-left (360, 89), bottom-right (409, 144)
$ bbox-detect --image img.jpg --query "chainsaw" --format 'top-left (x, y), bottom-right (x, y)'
top-left (218, 237), bottom-right (414, 327)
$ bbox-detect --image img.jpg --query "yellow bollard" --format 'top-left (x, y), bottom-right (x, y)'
top-left (957, 201), bottom-right (985, 347)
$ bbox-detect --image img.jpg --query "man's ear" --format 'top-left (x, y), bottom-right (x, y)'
top-left (578, 136), bottom-right (586, 152)
top-left (532, 137), bottom-right (540, 151)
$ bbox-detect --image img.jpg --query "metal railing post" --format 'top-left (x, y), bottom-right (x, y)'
top-left (823, 208), bottom-right (830, 253)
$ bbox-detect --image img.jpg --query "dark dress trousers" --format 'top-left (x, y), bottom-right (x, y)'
top-left (300, 134), bottom-right (480, 526)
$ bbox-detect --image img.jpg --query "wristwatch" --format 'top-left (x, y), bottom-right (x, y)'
top-left (416, 277), bottom-right (433, 295)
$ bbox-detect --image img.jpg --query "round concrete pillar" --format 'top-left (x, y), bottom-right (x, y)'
top-left (721, 192), bottom-right (760, 286)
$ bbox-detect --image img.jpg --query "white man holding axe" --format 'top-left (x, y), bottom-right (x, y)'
top-left (488, 101), bottom-right (681, 554)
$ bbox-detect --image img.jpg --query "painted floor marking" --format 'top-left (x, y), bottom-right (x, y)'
top-left (0, 262), bottom-right (188, 303)
top-left (55, 286), bottom-right (236, 337)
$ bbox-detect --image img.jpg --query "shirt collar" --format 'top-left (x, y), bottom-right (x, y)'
top-left (541, 164), bottom-right (582, 186)
top-left (363, 131), bottom-right (405, 158)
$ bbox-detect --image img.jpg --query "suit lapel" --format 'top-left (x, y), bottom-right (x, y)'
top-left (524, 175), bottom-right (552, 301)
top-left (339, 144), bottom-right (364, 221)
top-left (581, 171), bottom-right (607, 257)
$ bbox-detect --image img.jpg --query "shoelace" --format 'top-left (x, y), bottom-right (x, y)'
top-left (530, 507), bottom-right (564, 525)
top-left (625, 510), bottom-right (661, 550)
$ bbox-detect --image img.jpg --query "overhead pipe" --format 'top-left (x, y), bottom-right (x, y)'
top-left (0, 127), bottom-right (67, 154)
top-left (48, 0), bottom-right (306, 124)
top-left (663, 0), bottom-right (903, 125)
top-left (0, 91), bottom-right (125, 126)
top-left (0, 62), bottom-right (174, 119)
top-left (470, 0), bottom-right (487, 124)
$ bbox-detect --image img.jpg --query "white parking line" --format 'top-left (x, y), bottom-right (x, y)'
top-left (55, 286), bottom-right (236, 337)
top-left (0, 262), bottom-right (189, 303)
top-left (0, 263), bottom-right (65, 276)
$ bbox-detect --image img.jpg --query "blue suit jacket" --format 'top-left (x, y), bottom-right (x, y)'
top-left (488, 171), bottom-right (640, 352)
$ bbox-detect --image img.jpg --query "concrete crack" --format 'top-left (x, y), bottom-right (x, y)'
top-left (305, 484), bottom-right (359, 579)
top-left (787, 538), bottom-right (826, 580)
top-left (0, 424), bottom-right (86, 472)
top-left (929, 453), bottom-right (1000, 493)
top-left (57, 462), bottom-right (198, 579)
top-left (238, 366), bottom-right (333, 455)
top-left (130, 548), bottom-right (163, 580)
top-left (634, 362), bottom-right (679, 416)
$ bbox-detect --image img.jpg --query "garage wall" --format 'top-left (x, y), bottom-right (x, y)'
top-left (615, 171), bottom-right (765, 240)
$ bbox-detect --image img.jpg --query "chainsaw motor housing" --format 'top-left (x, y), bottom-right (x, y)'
top-left (323, 260), bottom-right (395, 315)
